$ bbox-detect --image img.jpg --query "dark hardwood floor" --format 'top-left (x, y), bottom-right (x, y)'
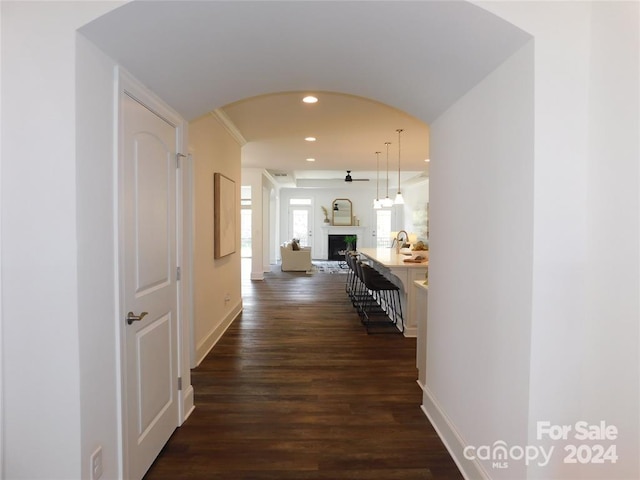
top-left (144, 262), bottom-right (462, 479)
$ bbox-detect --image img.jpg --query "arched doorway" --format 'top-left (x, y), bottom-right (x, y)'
top-left (1, 2), bottom-right (544, 479)
top-left (77, 3), bottom-right (533, 479)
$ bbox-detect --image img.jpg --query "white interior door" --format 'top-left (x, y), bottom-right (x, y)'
top-left (121, 92), bottom-right (179, 480)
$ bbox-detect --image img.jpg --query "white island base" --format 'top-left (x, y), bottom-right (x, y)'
top-left (357, 248), bottom-right (428, 337)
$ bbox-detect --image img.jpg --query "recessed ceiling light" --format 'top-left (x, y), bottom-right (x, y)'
top-left (425, 158), bottom-right (430, 162)
top-left (305, 137), bottom-right (316, 142)
top-left (306, 158), bottom-right (316, 162)
top-left (302, 96), bottom-right (318, 104)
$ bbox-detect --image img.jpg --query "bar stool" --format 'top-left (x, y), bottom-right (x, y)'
top-left (354, 260), bottom-right (404, 334)
top-left (345, 252), bottom-right (369, 311)
top-left (344, 251), bottom-right (359, 299)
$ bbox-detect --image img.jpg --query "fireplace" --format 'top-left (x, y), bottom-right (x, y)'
top-left (328, 234), bottom-right (357, 261)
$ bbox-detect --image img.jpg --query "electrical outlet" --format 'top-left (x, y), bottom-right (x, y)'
top-left (224, 293), bottom-right (230, 302)
top-left (90, 446), bottom-right (103, 480)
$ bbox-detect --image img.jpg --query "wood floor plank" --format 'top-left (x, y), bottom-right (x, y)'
top-left (143, 264), bottom-right (462, 480)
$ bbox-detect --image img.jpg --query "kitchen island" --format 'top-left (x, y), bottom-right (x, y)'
top-left (357, 247), bottom-right (428, 337)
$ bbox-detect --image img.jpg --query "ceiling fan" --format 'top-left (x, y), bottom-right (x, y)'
top-left (344, 170), bottom-right (369, 182)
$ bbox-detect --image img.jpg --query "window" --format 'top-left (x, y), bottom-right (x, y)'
top-left (376, 209), bottom-right (392, 248)
top-left (289, 198), bottom-right (312, 206)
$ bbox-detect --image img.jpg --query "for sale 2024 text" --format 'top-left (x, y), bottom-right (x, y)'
top-left (537, 421), bottom-right (618, 465)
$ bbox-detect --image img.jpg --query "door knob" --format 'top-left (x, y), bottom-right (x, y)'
top-left (126, 311), bottom-right (148, 325)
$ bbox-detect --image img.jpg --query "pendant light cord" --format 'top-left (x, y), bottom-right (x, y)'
top-left (385, 142), bottom-right (391, 199)
top-left (396, 129), bottom-right (403, 193)
top-left (375, 151), bottom-right (381, 199)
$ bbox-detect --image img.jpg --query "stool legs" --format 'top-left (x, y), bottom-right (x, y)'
top-left (350, 260), bottom-right (404, 334)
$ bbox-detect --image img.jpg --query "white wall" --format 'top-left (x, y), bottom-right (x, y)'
top-left (279, 186), bottom-right (379, 257)
top-left (427, 40), bottom-right (535, 480)
top-left (583, 2), bottom-right (639, 477)
top-left (425, 2), bottom-right (640, 478)
top-left (76, 33), bottom-right (121, 480)
top-left (1, 2), bottom-right (122, 478)
top-left (189, 115), bottom-right (242, 365)
top-left (478, 2), bottom-right (639, 478)
top-left (277, 185), bottom-right (428, 258)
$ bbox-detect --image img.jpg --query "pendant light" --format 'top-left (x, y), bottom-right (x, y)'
top-left (373, 151), bottom-right (382, 209)
top-left (381, 142), bottom-right (394, 207)
top-left (394, 129), bottom-right (405, 205)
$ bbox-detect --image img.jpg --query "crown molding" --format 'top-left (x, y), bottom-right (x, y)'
top-left (211, 108), bottom-right (247, 146)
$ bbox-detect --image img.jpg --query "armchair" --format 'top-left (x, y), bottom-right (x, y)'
top-left (280, 242), bottom-right (312, 272)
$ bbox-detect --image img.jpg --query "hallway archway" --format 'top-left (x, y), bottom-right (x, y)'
top-left (80, 1), bottom-right (531, 124)
top-left (76, 2), bottom-right (535, 479)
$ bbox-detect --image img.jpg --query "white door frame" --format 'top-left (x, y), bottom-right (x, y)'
top-left (115, 68), bottom-right (194, 478)
top-left (0, 252), bottom-right (3, 478)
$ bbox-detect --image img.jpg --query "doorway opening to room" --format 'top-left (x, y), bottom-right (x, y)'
top-left (241, 186), bottom-right (252, 257)
top-left (241, 186), bottom-right (252, 280)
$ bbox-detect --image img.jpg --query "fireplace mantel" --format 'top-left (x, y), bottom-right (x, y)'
top-left (320, 225), bottom-right (367, 234)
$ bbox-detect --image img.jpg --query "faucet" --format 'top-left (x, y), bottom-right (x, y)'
top-left (392, 230), bottom-right (409, 253)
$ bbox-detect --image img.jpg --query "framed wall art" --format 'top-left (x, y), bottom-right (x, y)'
top-left (214, 172), bottom-right (236, 258)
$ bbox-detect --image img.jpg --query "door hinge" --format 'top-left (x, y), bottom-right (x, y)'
top-left (176, 266), bottom-right (181, 281)
top-left (177, 377), bottom-right (182, 391)
top-left (176, 153), bottom-right (186, 168)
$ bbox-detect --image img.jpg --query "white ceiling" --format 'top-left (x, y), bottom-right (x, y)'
top-left (220, 91), bottom-right (430, 187)
top-left (80, 1), bottom-right (531, 187)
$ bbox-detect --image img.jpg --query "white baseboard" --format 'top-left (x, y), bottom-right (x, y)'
top-left (195, 300), bottom-right (242, 366)
top-left (181, 385), bottom-right (195, 424)
top-left (421, 386), bottom-right (490, 480)
top-left (251, 271), bottom-right (265, 280)
top-left (403, 326), bottom-right (417, 337)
